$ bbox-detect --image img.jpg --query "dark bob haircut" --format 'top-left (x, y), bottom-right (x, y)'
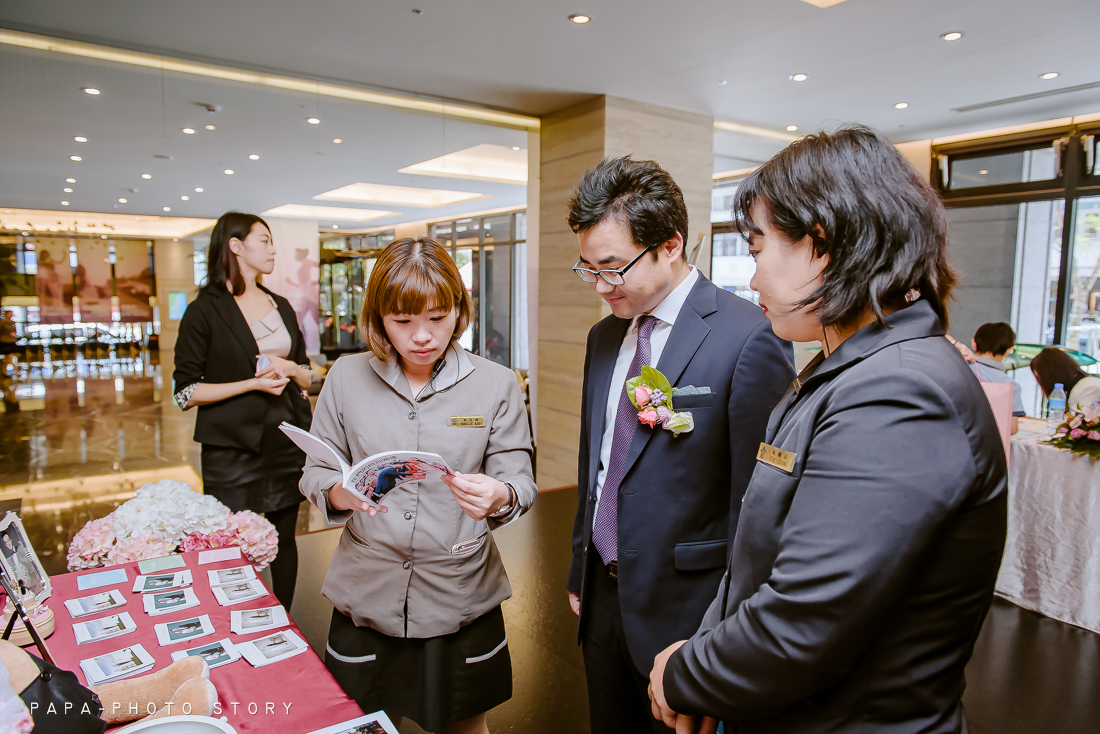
top-left (733, 125), bottom-right (956, 329)
top-left (973, 322), bottom-right (1016, 357)
top-left (203, 212), bottom-right (270, 296)
top-left (1029, 347), bottom-right (1088, 398)
top-left (567, 156), bottom-right (688, 261)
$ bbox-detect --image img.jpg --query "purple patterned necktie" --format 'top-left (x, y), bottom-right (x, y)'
top-left (592, 314), bottom-right (657, 565)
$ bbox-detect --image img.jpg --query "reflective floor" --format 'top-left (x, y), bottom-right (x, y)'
top-left (2, 360), bottom-right (1097, 733)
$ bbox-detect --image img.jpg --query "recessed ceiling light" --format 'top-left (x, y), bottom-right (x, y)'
top-left (718, 80), bottom-right (728, 86)
top-left (332, 224), bottom-right (340, 229)
top-left (118, 198), bottom-right (127, 204)
top-left (569, 14), bottom-right (591, 24)
top-left (786, 125), bottom-right (799, 132)
top-left (248, 154), bottom-right (260, 160)
top-left (182, 128), bottom-right (196, 135)
top-left (511, 146), bottom-right (521, 151)
top-left (181, 195), bottom-right (189, 201)
top-left (307, 117), bottom-right (321, 125)
top-left (141, 173), bottom-right (152, 179)
top-left (70, 155), bottom-right (82, 161)
top-left (262, 204), bottom-right (397, 221)
top-left (224, 169), bottom-right (234, 175)
top-left (65, 178), bottom-right (76, 183)
top-left (1040, 72), bottom-right (1059, 80)
top-left (398, 143), bottom-right (528, 184)
top-left (61, 201), bottom-right (70, 206)
top-left (63, 187), bottom-right (73, 193)
top-left (82, 87), bottom-right (100, 95)
top-left (163, 206), bottom-right (171, 212)
top-left (895, 102), bottom-right (909, 109)
top-left (205, 124), bottom-right (216, 130)
top-left (333, 138), bottom-right (343, 144)
top-left (789, 73), bottom-right (808, 82)
top-left (194, 187), bottom-right (204, 193)
top-left (979, 169), bottom-right (989, 175)
top-left (173, 237), bottom-right (179, 241)
top-left (941, 31), bottom-right (963, 41)
top-left (74, 136), bottom-right (88, 143)
top-left (314, 182), bottom-right (488, 208)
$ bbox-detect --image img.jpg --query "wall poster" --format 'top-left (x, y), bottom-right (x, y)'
top-left (113, 240), bottom-right (153, 322)
top-left (33, 238), bottom-right (74, 324)
top-left (75, 239), bottom-right (113, 323)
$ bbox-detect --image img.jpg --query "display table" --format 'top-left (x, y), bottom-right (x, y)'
top-left (46, 550), bottom-right (363, 733)
top-left (995, 427), bottom-right (1100, 633)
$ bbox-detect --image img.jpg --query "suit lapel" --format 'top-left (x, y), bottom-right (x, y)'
top-left (620, 276), bottom-right (717, 482)
top-left (210, 289), bottom-right (261, 367)
top-left (587, 318), bottom-right (630, 490)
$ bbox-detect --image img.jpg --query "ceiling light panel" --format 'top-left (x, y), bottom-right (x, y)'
top-left (398, 144), bottom-right (528, 184)
top-left (313, 183), bottom-right (488, 208)
top-left (798, 0), bottom-right (849, 6)
top-left (0, 208), bottom-right (214, 237)
top-left (262, 204), bottom-right (398, 221)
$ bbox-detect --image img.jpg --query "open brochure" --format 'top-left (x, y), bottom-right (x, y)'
top-left (279, 422), bottom-right (452, 507)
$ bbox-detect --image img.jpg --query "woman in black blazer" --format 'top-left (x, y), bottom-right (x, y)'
top-left (173, 212), bottom-right (313, 607)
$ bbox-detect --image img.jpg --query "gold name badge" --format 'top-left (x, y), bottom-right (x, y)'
top-left (757, 442), bottom-right (796, 473)
top-left (449, 416), bottom-right (485, 428)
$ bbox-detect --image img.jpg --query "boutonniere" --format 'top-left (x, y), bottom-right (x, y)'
top-left (626, 366), bottom-right (695, 436)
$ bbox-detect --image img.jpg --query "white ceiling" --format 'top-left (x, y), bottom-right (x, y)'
top-left (0, 0), bottom-right (1098, 225)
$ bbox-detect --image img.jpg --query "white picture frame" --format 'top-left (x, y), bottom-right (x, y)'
top-left (0, 512), bottom-right (51, 604)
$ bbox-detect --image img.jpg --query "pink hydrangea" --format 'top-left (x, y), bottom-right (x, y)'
top-left (1070, 414), bottom-right (1084, 429)
top-left (638, 408), bottom-right (658, 428)
top-left (179, 528), bottom-right (238, 553)
top-left (632, 385), bottom-right (652, 407)
top-left (1069, 428), bottom-right (1087, 439)
top-left (656, 406), bottom-right (672, 427)
top-left (66, 513), bottom-right (118, 572)
top-left (227, 511), bottom-right (278, 571)
top-left (105, 531), bottom-right (175, 567)
top-left (1088, 431), bottom-right (1100, 441)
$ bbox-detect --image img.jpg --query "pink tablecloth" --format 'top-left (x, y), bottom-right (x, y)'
top-left (45, 550), bottom-right (363, 733)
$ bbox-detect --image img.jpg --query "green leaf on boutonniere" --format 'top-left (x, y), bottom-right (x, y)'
top-left (641, 366), bottom-right (673, 396)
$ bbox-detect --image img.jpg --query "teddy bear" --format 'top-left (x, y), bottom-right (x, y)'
top-left (0, 639), bottom-right (217, 733)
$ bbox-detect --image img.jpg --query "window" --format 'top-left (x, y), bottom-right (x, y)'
top-left (935, 124), bottom-right (1100, 414)
top-left (710, 179), bottom-right (759, 305)
top-left (429, 211), bottom-right (527, 369)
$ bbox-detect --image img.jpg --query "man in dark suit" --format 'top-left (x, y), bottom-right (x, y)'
top-left (565, 156), bottom-right (794, 732)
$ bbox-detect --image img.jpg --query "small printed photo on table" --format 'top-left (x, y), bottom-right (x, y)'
top-left (170, 638), bottom-right (241, 669)
top-left (80, 643), bottom-right (155, 685)
top-left (211, 579), bottom-right (267, 606)
top-left (231, 605), bottom-right (289, 635)
top-left (65, 589), bottom-right (126, 619)
top-left (133, 570), bottom-right (192, 594)
top-left (74, 612), bottom-right (137, 645)
top-left (237, 629), bottom-right (309, 667)
top-left (0, 512), bottom-right (51, 603)
top-left (154, 614), bottom-right (216, 646)
top-left (207, 565), bottom-right (256, 587)
top-left (304, 712), bottom-right (399, 734)
top-left (143, 587), bottom-right (200, 616)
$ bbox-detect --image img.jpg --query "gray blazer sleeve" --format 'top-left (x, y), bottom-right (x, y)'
top-left (299, 358), bottom-right (354, 527)
top-left (664, 368), bottom-right (979, 720)
top-left (483, 371), bottom-right (537, 530)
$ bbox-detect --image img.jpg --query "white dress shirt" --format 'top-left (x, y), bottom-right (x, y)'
top-left (593, 266), bottom-right (700, 520)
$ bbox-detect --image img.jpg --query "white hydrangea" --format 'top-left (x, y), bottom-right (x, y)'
top-left (112, 480), bottom-right (231, 546)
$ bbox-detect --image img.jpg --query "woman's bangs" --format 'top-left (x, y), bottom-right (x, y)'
top-left (381, 262), bottom-right (454, 316)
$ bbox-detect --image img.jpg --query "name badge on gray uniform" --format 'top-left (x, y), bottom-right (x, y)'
top-left (449, 416), bottom-right (485, 427)
top-left (757, 442), bottom-right (796, 473)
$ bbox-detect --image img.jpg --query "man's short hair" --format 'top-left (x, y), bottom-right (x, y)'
top-left (567, 156), bottom-right (688, 261)
top-left (973, 322), bottom-right (1016, 356)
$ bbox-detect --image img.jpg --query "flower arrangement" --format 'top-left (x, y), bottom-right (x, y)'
top-left (67, 480), bottom-right (279, 572)
top-left (1047, 399), bottom-right (1100, 458)
top-left (626, 366), bottom-right (695, 436)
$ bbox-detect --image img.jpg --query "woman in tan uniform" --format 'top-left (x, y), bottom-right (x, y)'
top-left (301, 237), bottom-right (536, 734)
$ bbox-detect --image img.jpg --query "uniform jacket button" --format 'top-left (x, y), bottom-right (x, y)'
top-left (402, 560), bottom-right (411, 570)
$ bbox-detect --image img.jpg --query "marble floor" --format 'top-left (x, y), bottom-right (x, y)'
top-left (2, 359), bottom-right (1098, 733)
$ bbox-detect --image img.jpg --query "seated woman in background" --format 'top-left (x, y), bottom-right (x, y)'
top-left (301, 237), bottom-right (536, 734)
top-left (970, 321), bottom-right (1026, 434)
top-left (1030, 347), bottom-right (1100, 410)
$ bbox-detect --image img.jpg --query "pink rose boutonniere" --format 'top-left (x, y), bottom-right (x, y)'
top-left (625, 366), bottom-right (695, 436)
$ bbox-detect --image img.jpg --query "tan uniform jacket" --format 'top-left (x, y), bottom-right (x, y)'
top-left (300, 345), bottom-right (536, 638)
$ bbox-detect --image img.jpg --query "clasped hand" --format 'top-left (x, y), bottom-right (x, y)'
top-left (649, 641), bottom-right (718, 734)
top-left (253, 354), bottom-right (299, 395)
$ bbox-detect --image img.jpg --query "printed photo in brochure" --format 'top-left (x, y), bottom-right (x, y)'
top-left (211, 578), bottom-right (267, 606)
top-left (133, 570), bottom-right (192, 594)
top-left (74, 613), bottom-right (137, 645)
top-left (153, 613), bottom-right (217, 647)
top-left (208, 565), bottom-right (255, 587)
top-left (258, 632), bottom-right (298, 660)
top-left (241, 608), bottom-right (272, 629)
top-left (237, 629), bottom-right (309, 667)
top-left (82, 644), bottom-right (154, 684)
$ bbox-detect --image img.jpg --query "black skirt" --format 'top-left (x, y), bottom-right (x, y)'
top-left (325, 606), bottom-right (512, 731)
top-left (200, 421), bottom-right (306, 514)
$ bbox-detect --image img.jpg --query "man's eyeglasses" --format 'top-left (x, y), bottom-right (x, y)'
top-left (573, 245), bottom-right (657, 285)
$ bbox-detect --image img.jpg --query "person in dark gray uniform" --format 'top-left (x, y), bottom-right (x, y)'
top-left (648, 126), bottom-right (1008, 734)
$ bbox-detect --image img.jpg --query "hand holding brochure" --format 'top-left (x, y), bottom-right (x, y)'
top-left (279, 422), bottom-right (452, 507)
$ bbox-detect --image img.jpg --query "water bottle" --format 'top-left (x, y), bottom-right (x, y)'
top-left (1048, 383), bottom-right (1067, 433)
